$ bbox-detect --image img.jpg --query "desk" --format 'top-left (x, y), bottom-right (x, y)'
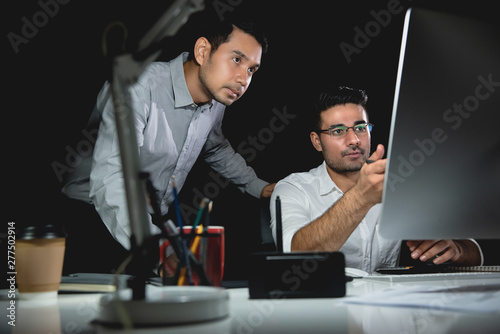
top-left (1, 273), bottom-right (499, 334)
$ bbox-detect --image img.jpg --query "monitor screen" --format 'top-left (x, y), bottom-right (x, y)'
top-left (379, 7), bottom-right (500, 239)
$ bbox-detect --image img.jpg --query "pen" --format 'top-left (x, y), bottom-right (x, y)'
top-left (276, 196), bottom-right (283, 253)
top-left (171, 177), bottom-right (184, 230)
top-left (172, 176), bottom-right (193, 285)
top-left (366, 159), bottom-right (375, 164)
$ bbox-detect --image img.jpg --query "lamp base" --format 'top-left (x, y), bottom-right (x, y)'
top-left (97, 285), bottom-right (229, 327)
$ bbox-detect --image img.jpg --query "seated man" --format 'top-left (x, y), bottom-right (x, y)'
top-left (269, 86), bottom-right (482, 273)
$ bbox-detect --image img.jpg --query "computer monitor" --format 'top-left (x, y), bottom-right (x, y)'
top-left (379, 7), bottom-right (500, 239)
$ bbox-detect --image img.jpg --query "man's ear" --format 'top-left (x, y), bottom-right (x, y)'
top-left (193, 37), bottom-right (211, 66)
top-left (310, 131), bottom-right (323, 152)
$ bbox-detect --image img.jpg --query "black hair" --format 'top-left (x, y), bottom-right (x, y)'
top-left (187, 16), bottom-right (268, 60)
top-left (313, 86), bottom-right (368, 132)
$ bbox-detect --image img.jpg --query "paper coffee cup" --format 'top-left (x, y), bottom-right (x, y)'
top-left (15, 224), bottom-right (66, 299)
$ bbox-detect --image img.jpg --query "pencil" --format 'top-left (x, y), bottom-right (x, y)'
top-left (178, 223), bottom-right (204, 286)
top-left (190, 198), bottom-right (208, 238)
top-left (200, 200), bottom-right (212, 272)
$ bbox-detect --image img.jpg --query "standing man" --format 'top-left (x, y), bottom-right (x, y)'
top-left (60, 18), bottom-right (275, 274)
top-left (270, 86), bottom-right (481, 273)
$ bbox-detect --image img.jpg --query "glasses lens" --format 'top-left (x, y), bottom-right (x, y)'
top-left (330, 126), bottom-right (347, 136)
top-left (354, 124), bottom-right (367, 132)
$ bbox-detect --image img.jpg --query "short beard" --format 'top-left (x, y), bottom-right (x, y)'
top-left (325, 159), bottom-right (363, 175)
top-left (325, 147), bottom-right (367, 175)
top-left (198, 56), bottom-right (218, 103)
top-left (198, 56), bottom-right (238, 107)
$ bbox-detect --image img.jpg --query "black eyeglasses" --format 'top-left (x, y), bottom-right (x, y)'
top-left (318, 123), bottom-right (374, 138)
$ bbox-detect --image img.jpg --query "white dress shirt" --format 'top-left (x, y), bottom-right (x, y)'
top-left (270, 161), bottom-right (401, 273)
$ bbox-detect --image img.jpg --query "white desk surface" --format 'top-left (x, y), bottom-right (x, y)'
top-left (2, 272), bottom-right (500, 334)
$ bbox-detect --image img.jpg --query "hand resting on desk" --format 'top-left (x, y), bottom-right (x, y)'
top-left (406, 239), bottom-right (482, 266)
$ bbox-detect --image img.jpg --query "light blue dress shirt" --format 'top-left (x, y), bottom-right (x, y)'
top-left (63, 52), bottom-right (268, 249)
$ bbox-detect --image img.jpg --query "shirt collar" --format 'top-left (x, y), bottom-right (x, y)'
top-left (171, 52), bottom-right (215, 110)
top-left (171, 52), bottom-right (197, 108)
top-left (318, 161), bottom-right (343, 196)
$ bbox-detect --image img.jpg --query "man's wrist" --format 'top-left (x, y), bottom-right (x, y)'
top-left (453, 240), bottom-right (482, 266)
top-left (348, 185), bottom-right (375, 211)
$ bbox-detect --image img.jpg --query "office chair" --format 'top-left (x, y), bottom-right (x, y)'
top-left (258, 198), bottom-right (276, 252)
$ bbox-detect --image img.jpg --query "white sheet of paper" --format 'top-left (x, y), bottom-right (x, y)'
top-left (343, 283), bottom-right (500, 314)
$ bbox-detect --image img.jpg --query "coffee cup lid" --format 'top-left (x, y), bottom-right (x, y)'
top-left (17, 224), bottom-right (66, 240)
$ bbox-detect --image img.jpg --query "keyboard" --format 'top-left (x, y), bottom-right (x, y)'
top-left (364, 271), bottom-right (500, 282)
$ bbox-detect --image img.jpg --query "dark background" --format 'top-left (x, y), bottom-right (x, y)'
top-left (4, 0), bottom-right (498, 280)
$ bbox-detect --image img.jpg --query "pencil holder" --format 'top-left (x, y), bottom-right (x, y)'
top-left (160, 226), bottom-right (225, 286)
